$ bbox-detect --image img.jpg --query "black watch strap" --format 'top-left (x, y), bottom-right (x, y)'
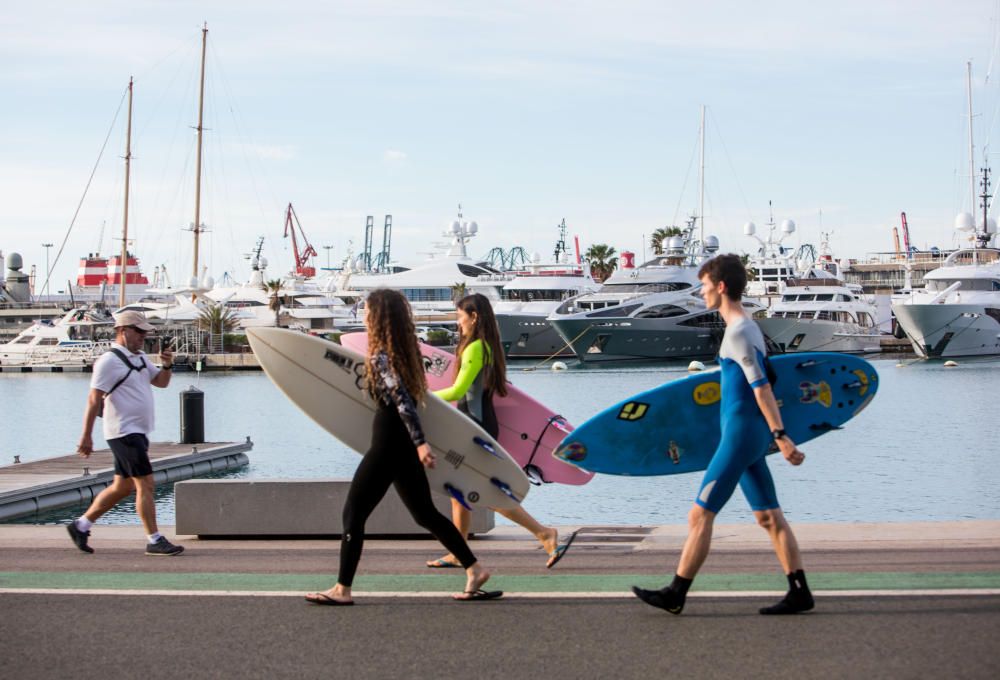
top-left (771, 428), bottom-right (787, 441)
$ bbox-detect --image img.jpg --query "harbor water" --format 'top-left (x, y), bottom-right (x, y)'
top-left (1, 356), bottom-right (998, 526)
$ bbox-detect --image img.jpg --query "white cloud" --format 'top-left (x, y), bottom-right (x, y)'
top-left (384, 149), bottom-right (408, 163)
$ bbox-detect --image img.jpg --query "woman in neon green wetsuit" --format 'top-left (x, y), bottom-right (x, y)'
top-left (428, 293), bottom-right (576, 569)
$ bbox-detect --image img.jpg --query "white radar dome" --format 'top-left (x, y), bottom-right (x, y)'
top-left (259, 257), bottom-right (268, 269)
top-left (450, 220), bottom-right (461, 234)
top-left (468, 221), bottom-right (478, 234)
top-left (531, 251), bottom-right (541, 263)
top-left (704, 235), bottom-right (720, 252)
top-left (202, 276), bottom-right (214, 289)
top-left (743, 221), bottom-right (756, 236)
top-left (955, 212), bottom-right (975, 231)
top-left (667, 236), bottom-right (685, 252)
top-left (188, 276), bottom-right (199, 288)
top-left (6, 252), bottom-right (23, 270)
top-left (985, 217), bottom-right (998, 234)
top-left (781, 219), bottom-right (796, 235)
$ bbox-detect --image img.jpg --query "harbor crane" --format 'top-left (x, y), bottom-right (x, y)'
top-left (283, 203), bottom-right (317, 277)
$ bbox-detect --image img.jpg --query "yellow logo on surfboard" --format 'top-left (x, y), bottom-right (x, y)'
top-left (852, 369), bottom-right (870, 396)
top-left (799, 380), bottom-right (832, 407)
top-left (617, 402), bottom-right (649, 421)
top-left (692, 381), bottom-right (721, 406)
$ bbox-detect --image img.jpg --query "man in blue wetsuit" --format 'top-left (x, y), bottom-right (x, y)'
top-left (633, 254), bottom-right (814, 616)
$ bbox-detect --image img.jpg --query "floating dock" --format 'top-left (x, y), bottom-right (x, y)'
top-left (0, 439), bottom-right (252, 521)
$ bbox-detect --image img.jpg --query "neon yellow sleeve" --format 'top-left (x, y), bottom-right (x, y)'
top-left (433, 340), bottom-right (484, 402)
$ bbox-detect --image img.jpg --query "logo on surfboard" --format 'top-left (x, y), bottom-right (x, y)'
top-left (555, 442), bottom-right (587, 463)
top-left (617, 402), bottom-right (649, 421)
top-left (423, 354), bottom-right (452, 378)
top-left (692, 382), bottom-right (721, 406)
top-left (799, 381), bottom-right (832, 407)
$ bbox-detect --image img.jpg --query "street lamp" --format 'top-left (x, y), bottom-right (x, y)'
top-left (41, 242), bottom-right (53, 299)
top-left (323, 245), bottom-right (333, 270)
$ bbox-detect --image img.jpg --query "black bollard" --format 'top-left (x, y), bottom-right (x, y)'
top-left (179, 386), bottom-right (205, 444)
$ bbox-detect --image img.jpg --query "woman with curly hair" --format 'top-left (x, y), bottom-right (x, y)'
top-left (427, 293), bottom-right (576, 570)
top-left (305, 289), bottom-right (499, 605)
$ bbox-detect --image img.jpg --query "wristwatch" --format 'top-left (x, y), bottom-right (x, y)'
top-left (771, 428), bottom-right (787, 441)
top-left (162, 364), bottom-right (173, 370)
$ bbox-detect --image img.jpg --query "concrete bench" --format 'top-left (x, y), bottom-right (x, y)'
top-left (175, 479), bottom-right (495, 537)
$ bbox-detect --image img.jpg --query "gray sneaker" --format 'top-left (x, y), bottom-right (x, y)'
top-left (66, 521), bottom-right (94, 554)
top-left (145, 536), bottom-right (184, 556)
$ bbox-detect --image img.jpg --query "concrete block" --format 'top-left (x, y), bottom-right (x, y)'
top-left (175, 479), bottom-right (495, 537)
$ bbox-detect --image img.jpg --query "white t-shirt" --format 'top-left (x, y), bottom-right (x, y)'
top-left (91, 343), bottom-right (161, 440)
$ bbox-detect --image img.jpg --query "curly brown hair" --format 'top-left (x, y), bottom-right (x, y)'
top-left (364, 289), bottom-right (427, 403)
top-left (454, 293), bottom-right (508, 397)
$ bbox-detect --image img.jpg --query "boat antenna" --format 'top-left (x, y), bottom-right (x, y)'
top-left (698, 104), bottom-right (706, 244)
top-left (968, 61), bottom-right (976, 217)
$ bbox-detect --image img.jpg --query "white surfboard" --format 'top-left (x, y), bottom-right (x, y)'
top-left (247, 328), bottom-right (529, 510)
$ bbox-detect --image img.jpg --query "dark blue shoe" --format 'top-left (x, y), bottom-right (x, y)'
top-left (66, 521), bottom-right (94, 554)
top-left (145, 536), bottom-right (184, 556)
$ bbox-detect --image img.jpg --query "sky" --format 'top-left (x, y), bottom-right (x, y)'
top-left (3, 0), bottom-right (1000, 291)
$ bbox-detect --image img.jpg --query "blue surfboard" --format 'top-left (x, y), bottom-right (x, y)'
top-left (553, 352), bottom-right (878, 476)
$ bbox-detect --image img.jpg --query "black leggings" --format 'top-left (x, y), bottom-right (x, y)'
top-left (338, 403), bottom-right (477, 587)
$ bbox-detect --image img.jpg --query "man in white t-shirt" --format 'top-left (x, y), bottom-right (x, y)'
top-left (67, 310), bottom-right (183, 556)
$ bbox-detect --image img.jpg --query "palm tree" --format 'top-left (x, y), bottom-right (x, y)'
top-left (651, 226), bottom-right (683, 255)
top-left (264, 278), bottom-right (284, 327)
top-left (197, 303), bottom-right (240, 353)
top-left (451, 282), bottom-right (467, 302)
top-left (584, 244), bottom-right (618, 282)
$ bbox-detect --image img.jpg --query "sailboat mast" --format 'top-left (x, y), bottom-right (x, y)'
top-left (119, 77), bottom-right (134, 310)
top-left (192, 23), bottom-right (208, 284)
top-left (698, 105), bottom-right (706, 244)
top-left (967, 61), bottom-right (976, 217)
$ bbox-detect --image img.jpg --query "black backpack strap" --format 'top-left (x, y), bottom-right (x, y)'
top-left (104, 349), bottom-right (145, 398)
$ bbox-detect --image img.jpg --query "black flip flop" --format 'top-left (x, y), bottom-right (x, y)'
top-left (455, 589), bottom-right (503, 601)
top-left (546, 529), bottom-right (580, 569)
top-left (305, 593), bottom-right (354, 606)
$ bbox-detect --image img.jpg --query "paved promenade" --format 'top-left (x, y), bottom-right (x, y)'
top-left (2, 521), bottom-right (999, 678)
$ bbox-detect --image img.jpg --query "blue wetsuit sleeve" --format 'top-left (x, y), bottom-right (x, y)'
top-left (373, 352), bottom-right (427, 447)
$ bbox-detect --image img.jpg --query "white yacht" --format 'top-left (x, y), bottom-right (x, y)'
top-left (891, 213), bottom-right (1000, 358)
top-left (756, 241), bottom-right (881, 354)
top-left (494, 222), bottom-right (599, 358)
top-left (547, 223), bottom-right (756, 363)
top-left (742, 215), bottom-right (813, 305)
top-left (333, 217), bottom-right (506, 322)
top-left (0, 308), bottom-right (113, 369)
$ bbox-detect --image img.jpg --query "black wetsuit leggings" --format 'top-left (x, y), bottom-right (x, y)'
top-left (338, 402), bottom-right (477, 587)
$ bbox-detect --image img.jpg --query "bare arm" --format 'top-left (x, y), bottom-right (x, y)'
top-left (77, 388), bottom-right (106, 457)
top-left (150, 348), bottom-right (174, 388)
top-left (752, 383), bottom-right (805, 466)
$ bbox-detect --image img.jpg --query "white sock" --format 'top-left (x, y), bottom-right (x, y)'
top-left (147, 532), bottom-right (162, 543)
top-left (76, 516), bottom-right (93, 532)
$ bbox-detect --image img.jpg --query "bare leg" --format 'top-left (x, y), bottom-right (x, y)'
top-left (82, 475), bottom-right (134, 523)
top-left (676, 505), bottom-right (716, 579)
top-left (754, 508), bottom-right (803, 574)
top-left (133, 475), bottom-right (158, 535)
top-left (427, 499), bottom-right (473, 566)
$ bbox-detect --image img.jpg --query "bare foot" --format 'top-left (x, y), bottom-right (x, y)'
top-left (305, 586), bottom-right (353, 606)
top-left (426, 555), bottom-right (462, 568)
top-left (539, 527), bottom-right (558, 556)
top-left (454, 567), bottom-right (491, 600)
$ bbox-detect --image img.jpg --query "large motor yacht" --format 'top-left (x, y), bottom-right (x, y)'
top-left (493, 222), bottom-right (599, 358)
top-left (0, 307), bottom-right (113, 369)
top-left (547, 223), bottom-right (756, 363)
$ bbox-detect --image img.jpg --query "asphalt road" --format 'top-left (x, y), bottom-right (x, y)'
top-left (3, 593), bottom-right (999, 679)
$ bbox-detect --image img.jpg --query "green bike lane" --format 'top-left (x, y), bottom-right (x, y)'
top-left (3, 570), bottom-right (1000, 594)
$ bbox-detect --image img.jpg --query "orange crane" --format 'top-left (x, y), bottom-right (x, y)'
top-left (283, 203), bottom-right (318, 277)
top-left (900, 212), bottom-right (912, 260)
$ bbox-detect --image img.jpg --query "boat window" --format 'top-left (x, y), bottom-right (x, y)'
top-left (401, 288), bottom-right (452, 302)
top-left (815, 294), bottom-right (834, 301)
top-left (634, 304), bottom-right (688, 319)
top-left (782, 295), bottom-right (798, 302)
top-left (14, 336), bottom-right (34, 344)
top-left (815, 311), bottom-right (833, 321)
top-left (587, 304), bottom-right (642, 318)
top-left (994, 281), bottom-right (1000, 291)
top-left (839, 311), bottom-right (857, 323)
top-left (797, 294), bottom-right (816, 302)
top-left (38, 338), bottom-right (60, 346)
top-left (679, 311), bottom-right (725, 328)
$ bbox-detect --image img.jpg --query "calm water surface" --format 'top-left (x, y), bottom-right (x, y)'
top-left (2, 356), bottom-right (998, 526)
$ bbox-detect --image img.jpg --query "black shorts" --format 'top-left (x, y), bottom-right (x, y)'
top-left (108, 433), bottom-right (153, 478)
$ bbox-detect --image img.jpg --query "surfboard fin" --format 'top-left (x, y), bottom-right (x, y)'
top-left (473, 436), bottom-right (504, 459)
top-left (795, 359), bottom-right (827, 369)
top-left (490, 477), bottom-right (521, 503)
top-left (808, 422), bottom-right (843, 432)
top-left (444, 483), bottom-right (473, 511)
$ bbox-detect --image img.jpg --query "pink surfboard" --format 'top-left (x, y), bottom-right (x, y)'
top-left (340, 332), bottom-right (594, 486)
